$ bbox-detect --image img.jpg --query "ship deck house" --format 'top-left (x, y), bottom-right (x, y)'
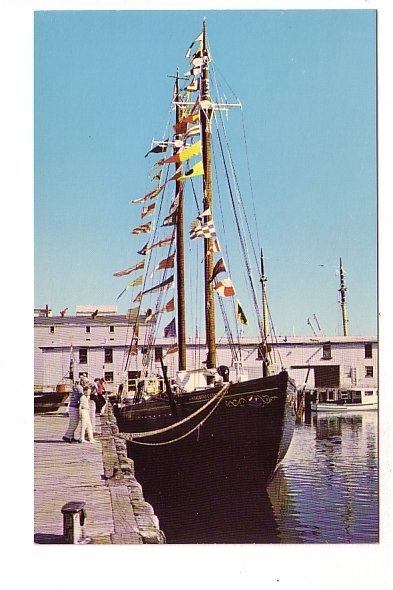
top-left (34, 307), bottom-right (378, 393)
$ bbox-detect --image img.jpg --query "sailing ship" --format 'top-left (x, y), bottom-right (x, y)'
top-left (112, 21), bottom-right (296, 485)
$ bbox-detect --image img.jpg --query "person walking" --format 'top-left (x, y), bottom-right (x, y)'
top-left (78, 386), bottom-right (97, 443)
top-left (96, 378), bottom-right (107, 415)
top-left (63, 382), bottom-right (83, 443)
top-left (89, 380), bottom-right (98, 433)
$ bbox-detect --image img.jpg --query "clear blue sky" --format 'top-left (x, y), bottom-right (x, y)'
top-left (34, 9), bottom-right (377, 336)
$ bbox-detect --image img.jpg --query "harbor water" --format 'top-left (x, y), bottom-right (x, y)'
top-left (128, 411), bottom-right (378, 543)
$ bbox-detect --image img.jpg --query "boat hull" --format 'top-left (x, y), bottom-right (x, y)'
top-left (115, 370), bottom-right (296, 486)
top-left (34, 391), bottom-right (69, 414)
top-left (312, 402), bottom-right (377, 413)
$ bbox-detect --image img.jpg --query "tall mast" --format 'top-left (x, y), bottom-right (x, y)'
top-left (200, 19), bottom-right (216, 368)
top-left (174, 74), bottom-right (187, 371)
top-left (339, 257), bottom-right (349, 336)
top-left (260, 249), bottom-right (270, 377)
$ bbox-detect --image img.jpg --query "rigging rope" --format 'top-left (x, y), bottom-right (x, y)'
top-left (116, 382), bottom-right (230, 445)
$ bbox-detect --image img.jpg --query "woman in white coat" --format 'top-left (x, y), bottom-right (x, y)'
top-left (79, 387), bottom-right (97, 443)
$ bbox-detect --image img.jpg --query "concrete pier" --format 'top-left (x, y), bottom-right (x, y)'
top-left (34, 404), bottom-right (165, 544)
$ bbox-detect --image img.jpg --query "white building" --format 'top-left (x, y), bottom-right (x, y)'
top-left (34, 311), bottom-right (378, 394)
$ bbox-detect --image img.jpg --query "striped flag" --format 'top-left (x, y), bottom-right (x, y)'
top-left (130, 185), bottom-right (163, 204)
top-left (132, 221), bottom-right (152, 235)
top-left (141, 203), bottom-right (156, 219)
top-left (165, 343), bottom-right (179, 356)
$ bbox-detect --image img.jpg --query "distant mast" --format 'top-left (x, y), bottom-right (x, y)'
top-left (260, 249), bottom-right (270, 377)
top-left (339, 258), bottom-right (349, 336)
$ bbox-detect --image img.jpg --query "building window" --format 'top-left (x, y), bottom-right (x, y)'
top-left (365, 366), bottom-right (374, 378)
top-left (322, 344), bottom-right (332, 360)
top-left (109, 325), bottom-right (115, 333)
top-left (365, 343), bottom-right (373, 359)
top-left (141, 347), bottom-right (148, 355)
top-left (49, 326), bottom-right (55, 333)
top-left (104, 371), bottom-right (114, 383)
top-left (104, 348), bottom-right (113, 363)
top-left (85, 326), bottom-right (91, 333)
top-left (79, 348), bottom-right (87, 364)
top-left (154, 347), bottom-right (163, 362)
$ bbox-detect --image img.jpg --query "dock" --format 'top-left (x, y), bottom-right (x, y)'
top-left (34, 405), bottom-right (165, 544)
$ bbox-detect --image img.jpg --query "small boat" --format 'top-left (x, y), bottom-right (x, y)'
top-left (34, 387), bottom-right (70, 414)
top-left (309, 260), bottom-right (378, 413)
top-left (311, 387), bottom-right (378, 413)
top-left (112, 20), bottom-right (297, 485)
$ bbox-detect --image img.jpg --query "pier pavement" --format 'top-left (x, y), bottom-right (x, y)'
top-left (34, 405), bottom-right (165, 544)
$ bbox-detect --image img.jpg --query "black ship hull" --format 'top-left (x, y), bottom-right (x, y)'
top-left (115, 370), bottom-right (296, 486)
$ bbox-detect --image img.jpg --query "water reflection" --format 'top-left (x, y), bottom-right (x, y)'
top-left (127, 411), bottom-right (378, 543)
top-left (270, 411), bottom-right (379, 543)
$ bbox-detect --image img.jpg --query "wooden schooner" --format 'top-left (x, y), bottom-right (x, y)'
top-left (112, 20), bottom-right (296, 485)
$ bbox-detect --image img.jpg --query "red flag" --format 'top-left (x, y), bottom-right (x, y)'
top-left (151, 253), bottom-right (176, 275)
top-left (145, 233), bottom-right (175, 253)
top-left (113, 260), bottom-right (145, 277)
top-left (165, 298), bottom-right (175, 312)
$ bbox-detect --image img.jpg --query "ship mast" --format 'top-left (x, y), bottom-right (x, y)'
top-left (260, 248), bottom-right (270, 377)
top-left (174, 74), bottom-right (187, 371)
top-left (200, 19), bottom-right (216, 369)
top-left (339, 257), bottom-right (349, 336)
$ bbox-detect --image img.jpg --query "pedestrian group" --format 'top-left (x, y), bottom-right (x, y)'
top-left (63, 375), bottom-right (107, 443)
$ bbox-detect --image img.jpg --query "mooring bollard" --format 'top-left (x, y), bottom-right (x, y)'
top-left (61, 501), bottom-right (90, 544)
